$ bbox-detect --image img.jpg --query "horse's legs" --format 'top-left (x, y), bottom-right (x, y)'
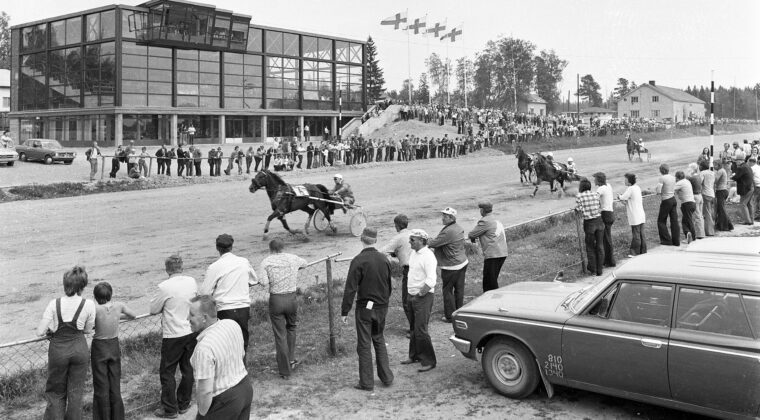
top-left (279, 216), bottom-right (294, 234)
top-left (531, 180), bottom-right (539, 197)
top-left (303, 208), bottom-right (314, 234)
top-left (263, 212), bottom-right (279, 240)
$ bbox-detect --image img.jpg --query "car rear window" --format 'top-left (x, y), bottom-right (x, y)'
top-left (676, 288), bottom-right (753, 338)
top-left (743, 295), bottom-right (760, 339)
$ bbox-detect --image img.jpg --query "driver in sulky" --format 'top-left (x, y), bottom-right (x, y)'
top-left (329, 173), bottom-right (355, 212)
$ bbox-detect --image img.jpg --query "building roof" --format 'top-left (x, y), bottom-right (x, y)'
top-left (0, 69), bottom-right (9, 88)
top-left (522, 93), bottom-right (547, 104)
top-left (581, 107), bottom-right (615, 114)
top-left (627, 83), bottom-right (705, 104)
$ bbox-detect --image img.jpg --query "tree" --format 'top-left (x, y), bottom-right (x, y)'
top-left (629, 80), bottom-right (638, 91)
top-left (416, 73), bottom-right (430, 104)
top-left (454, 57), bottom-right (474, 97)
top-left (533, 49), bottom-right (567, 111)
top-left (399, 79), bottom-right (413, 104)
top-left (471, 36), bottom-right (536, 109)
top-left (0, 12), bottom-right (10, 70)
top-left (425, 53), bottom-right (445, 97)
top-left (579, 74), bottom-right (602, 107)
top-left (365, 36), bottom-right (385, 103)
top-left (613, 78), bottom-right (630, 102)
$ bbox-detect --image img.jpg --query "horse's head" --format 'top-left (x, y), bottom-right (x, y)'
top-left (249, 171), bottom-right (268, 193)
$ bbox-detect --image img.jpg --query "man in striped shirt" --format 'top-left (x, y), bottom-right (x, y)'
top-left (188, 295), bottom-right (252, 420)
top-left (575, 178), bottom-right (605, 276)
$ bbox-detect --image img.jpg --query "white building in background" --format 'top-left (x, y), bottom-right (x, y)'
top-left (617, 80), bottom-right (705, 122)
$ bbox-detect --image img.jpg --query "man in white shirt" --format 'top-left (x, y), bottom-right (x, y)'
top-left (593, 172), bottom-right (616, 267)
top-left (200, 234), bottom-right (258, 362)
top-left (150, 254), bottom-right (198, 418)
top-left (401, 229), bottom-right (438, 372)
top-left (188, 295), bottom-right (252, 419)
top-left (380, 214), bottom-right (413, 336)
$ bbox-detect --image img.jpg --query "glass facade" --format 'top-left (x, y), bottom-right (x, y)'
top-left (11, 1), bottom-right (366, 145)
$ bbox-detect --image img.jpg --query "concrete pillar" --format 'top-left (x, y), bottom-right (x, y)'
top-left (115, 113), bottom-right (123, 147)
top-left (219, 115), bottom-right (226, 145)
top-left (298, 115), bottom-right (304, 141)
top-left (330, 116), bottom-right (337, 142)
top-left (261, 115), bottom-right (268, 143)
top-left (171, 114), bottom-right (178, 147)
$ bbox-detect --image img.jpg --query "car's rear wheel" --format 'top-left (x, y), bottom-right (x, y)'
top-left (19, 152), bottom-right (26, 161)
top-left (44, 155), bottom-right (53, 165)
top-left (481, 338), bottom-right (539, 399)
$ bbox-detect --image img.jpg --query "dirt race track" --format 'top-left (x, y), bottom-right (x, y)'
top-left (1, 131), bottom-right (756, 419)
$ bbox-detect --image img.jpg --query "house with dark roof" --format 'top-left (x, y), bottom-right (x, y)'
top-left (517, 93), bottom-right (547, 116)
top-left (617, 80), bottom-right (705, 122)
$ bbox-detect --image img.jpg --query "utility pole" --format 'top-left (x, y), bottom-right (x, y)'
top-left (512, 52), bottom-right (517, 112)
top-left (576, 74), bottom-right (580, 123)
top-left (338, 80), bottom-right (342, 141)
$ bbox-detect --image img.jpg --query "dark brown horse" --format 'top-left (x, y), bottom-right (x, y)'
top-left (514, 145), bottom-right (535, 184)
top-left (530, 153), bottom-right (573, 197)
top-left (249, 170), bottom-right (335, 239)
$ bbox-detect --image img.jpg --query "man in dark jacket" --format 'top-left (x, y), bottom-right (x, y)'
top-left (155, 144), bottom-right (167, 175)
top-left (427, 207), bottom-right (469, 322)
top-left (732, 160), bottom-right (755, 225)
top-left (341, 227), bottom-right (394, 391)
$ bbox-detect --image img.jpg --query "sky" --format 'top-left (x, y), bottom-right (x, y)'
top-left (5, 0), bottom-right (760, 97)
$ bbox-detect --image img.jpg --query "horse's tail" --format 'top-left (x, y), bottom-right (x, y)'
top-left (316, 184), bottom-right (335, 215)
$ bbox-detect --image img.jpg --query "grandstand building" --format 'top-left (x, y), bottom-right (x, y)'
top-left (8, 0), bottom-right (367, 146)
top-left (617, 81), bottom-right (705, 122)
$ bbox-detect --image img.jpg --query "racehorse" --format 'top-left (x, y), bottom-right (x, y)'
top-left (530, 154), bottom-right (573, 198)
top-left (249, 170), bottom-right (335, 239)
top-left (514, 145), bottom-right (534, 184)
top-left (626, 137), bottom-right (649, 161)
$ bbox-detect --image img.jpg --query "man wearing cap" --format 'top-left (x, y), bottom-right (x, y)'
top-left (329, 174), bottom-right (355, 207)
top-left (428, 207), bottom-right (468, 323)
top-left (200, 234), bottom-right (259, 362)
top-left (468, 202), bottom-right (508, 293)
top-left (341, 227), bottom-right (394, 390)
top-left (381, 214), bottom-right (413, 338)
top-left (403, 229), bottom-right (438, 372)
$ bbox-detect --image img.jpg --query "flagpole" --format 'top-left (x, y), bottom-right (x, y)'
top-left (462, 23), bottom-right (467, 108)
top-left (446, 41), bottom-right (450, 105)
top-left (406, 9), bottom-right (412, 104)
top-left (425, 14), bottom-right (430, 106)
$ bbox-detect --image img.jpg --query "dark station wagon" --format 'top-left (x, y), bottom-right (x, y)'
top-left (16, 139), bottom-right (76, 164)
top-left (450, 251), bottom-right (760, 419)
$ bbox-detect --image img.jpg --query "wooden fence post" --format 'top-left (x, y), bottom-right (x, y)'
top-left (574, 211), bottom-right (587, 274)
top-left (325, 258), bottom-right (337, 356)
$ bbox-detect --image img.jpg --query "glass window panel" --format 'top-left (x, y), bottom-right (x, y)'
top-left (86, 14), bottom-right (100, 42)
top-left (225, 97), bottom-right (243, 108)
top-left (676, 289), bottom-right (753, 338)
top-left (243, 98), bottom-right (261, 109)
top-left (177, 95), bottom-right (198, 107)
top-left (745, 295), bottom-right (760, 335)
top-left (122, 42), bottom-right (148, 55)
top-left (199, 50), bottom-right (219, 62)
top-left (148, 82), bottom-right (172, 94)
top-left (122, 80), bottom-right (146, 93)
top-left (318, 38), bottom-right (332, 60)
top-left (244, 54), bottom-right (261, 66)
top-left (176, 71), bottom-right (198, 83)
top-left (50, 21), bottom-right (66, 48)
top-left (201, 73), bottom-right (220, 84)
top-left (148, 69), bottom-right (172, 82)
top-left (122, 54), bottom-right (146, 68)
top-left (176, 59), bottom-right (198, 71)
top-left (149, 57), bottom-right (172, 70)
top-left (304, 91), bottom-right (318, 100)
top-left (225, 52), bottom-right (244, 64)
top-left (266, 31), bottom-right (283, 54)
top-left (335, 41), bottom-right (349, 62)
top-left (123, 93), bottom-right (147, 106)
top-left (349, 43), bottom-right (363, 64)
top-left (176, 84), bottom-right (198, 95)
top-left (123, 67), bottom-right (148, 80)
top-left (224, 86), bottom-right (243, 97)
top-left (177, 49), bottom-right (198, 60)
top-left (199, 96), bottom-right (218, 107)
top-left (267, 88), bottom-right (283, 99)
top-left (247, 28), bottom-right (262, 52)
top-left (199, 85), bottom-right (218, 96)
top-left (230, 20), bottom-right (248, 50)
top-left (211, 15), bottom-right (230, 47)
top-left (283, 33), bottom-right (299, 56)
top-left (303, 36), bottom-right (317, 58)
top-left (225, 63), bottom-right (244, 75)
top-left (66, 18), bottom-right (82, 45)
top-left (149, 95), bottom-right (172, 107)
top-left (149, 46), bottom-right (172, 57)
top-left (100, 41), bottom-right (115, 55)
top-left (225, 74), bottom-right (243, 85)
top-left (245, 75), bottom-right (262, 88)
top-left (199, 61), bottom-right (218, 73)
top-left (22, 24), bottom-right (47, 52)
top-left (101, 11), bottom-right (115, 39)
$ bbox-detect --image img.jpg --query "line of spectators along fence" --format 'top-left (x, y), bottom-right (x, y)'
top-left (0, 193), bottom-right (664, 378)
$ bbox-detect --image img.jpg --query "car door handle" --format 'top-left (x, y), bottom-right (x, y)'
top-left (640, 338), bottom-right (663, 349)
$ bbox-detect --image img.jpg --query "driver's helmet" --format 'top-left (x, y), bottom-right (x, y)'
top-left (546, 152), bottom-right (554, 158)
top-left (567, 157), bottom-right (574, 163)
top-left (334, 173), bottom-right (343, 183)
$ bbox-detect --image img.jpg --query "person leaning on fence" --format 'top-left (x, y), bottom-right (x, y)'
top-left (380, 214), bottom-right (413, 338)
top-left (156, 144), bottom-right (167, 175)
top-left (149, 254), bottom-right (199, 419)
top-left (201, 234), bottom-right (259, 363)
top-left (467, 201), bottom-right (509, 293)
top-left (186, 146), bottom-right (195, 177)
top-left (207, 148), bottom-right (216, 176)
top-left (687, 163), bottom-right (705, 239)
top-left (731, 158), bottom-right (755, 225)
top-left (674, 170), bottom-right (697, 244)
top-left (110, 145), bottom-right (124, 178)
top-left (91, 281), bottom-right (136, 420)
top-left (575, 178), bottom-right (605, 276)
top-left (341, 227), bottom-right (395, 391)
top-left (188, 295), bottom-right (253, 420)
top-left (166, 147), bottom-right (175, 176)
top-left (402, 229), bottom-right (438, 372)
top-left (258, 239), bottom-right (307, 380)
top-left (656, 163), bottom-right (680, 246)
top-left (617, 173), bottom-right (647, 257)
top-left (428, 207), bottom-right (468, 323)
top-left (85, 141), bottom-right (102, 182)
top-left (593, 172), bottom-right (616, 268)
top-left (36, 265), bottom-right (96, 420)
top-left (194, 146), bottom-right (203, 176)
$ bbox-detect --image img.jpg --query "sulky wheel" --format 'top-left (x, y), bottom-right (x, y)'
top-left (313, 209), bottom-right (329, 232)
top-left (349, 210), bottom-right (368, 237)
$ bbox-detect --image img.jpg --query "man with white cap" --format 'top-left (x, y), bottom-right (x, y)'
top-left (329, 174), bottom-right (355, 209)
top-left (402, 229), bottom-right (437, 372)
top-left (427, 207), bottom-right (468, 323)
top-left (468, 201), bottom-right (508, 292)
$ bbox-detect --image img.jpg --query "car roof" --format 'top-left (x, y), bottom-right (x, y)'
top-left (613, 252), bottom-right (760, 293)
top-left (684, 236), bottom-right (760, 257)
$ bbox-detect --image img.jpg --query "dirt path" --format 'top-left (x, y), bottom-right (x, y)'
top-left (1, 131), bottom-right (757, 343)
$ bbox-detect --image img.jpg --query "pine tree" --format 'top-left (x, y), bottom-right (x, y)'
top-left (365, 36), bottom-right (385, 103)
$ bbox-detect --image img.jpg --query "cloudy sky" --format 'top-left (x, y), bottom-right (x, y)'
top-left (6, 0), bottom-right (759, 95)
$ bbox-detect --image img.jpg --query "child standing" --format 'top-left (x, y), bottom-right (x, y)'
top-left (139, 146), bottom-right (150, 177)
top-left (92, 282), bottom-right (137, 420)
